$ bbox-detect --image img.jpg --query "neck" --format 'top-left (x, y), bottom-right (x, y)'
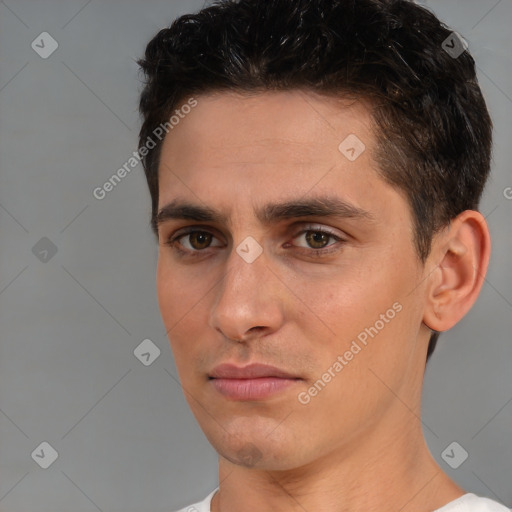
top-left (211, 405), bottom-right (465, 512)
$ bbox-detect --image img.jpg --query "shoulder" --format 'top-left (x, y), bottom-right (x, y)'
top-left (435, 493), bottom-right (510, 512)
top-left (172, 490), bottom-right (509, 512)
top-left (172, 488), bottom-right (218, 512)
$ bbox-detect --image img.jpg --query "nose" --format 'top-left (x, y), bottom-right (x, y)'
top-left (209, 244), bottom-right (285, 343)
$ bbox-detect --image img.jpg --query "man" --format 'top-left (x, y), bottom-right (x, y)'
top-left (137, 0), bottom-right (509, 511)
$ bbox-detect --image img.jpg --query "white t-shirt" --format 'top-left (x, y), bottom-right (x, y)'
top-left (173, 489), bottom-right (510, 512)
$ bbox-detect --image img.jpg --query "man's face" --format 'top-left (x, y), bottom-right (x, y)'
top-left (156, 90), bottom-right (432, 470)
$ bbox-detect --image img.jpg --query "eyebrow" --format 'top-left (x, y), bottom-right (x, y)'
top-left (156, 196), bottom-right (375, 231)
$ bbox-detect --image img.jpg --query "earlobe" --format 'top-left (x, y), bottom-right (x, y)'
top-left (423, 210), bottom-right (491, 332)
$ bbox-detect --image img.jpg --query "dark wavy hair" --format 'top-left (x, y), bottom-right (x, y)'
top-left (137, 0), bottom-right (493, 362)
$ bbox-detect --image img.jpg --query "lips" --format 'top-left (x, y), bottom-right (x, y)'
top-left (209, 363), bottom-right (299, 380)
top-left (208, 363), bottom-right (302, 401)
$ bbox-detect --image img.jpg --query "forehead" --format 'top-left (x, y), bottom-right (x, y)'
top-left (157, 90), bottom-right (379, 192)
top-left (160, 90), bottom-right (374, 167)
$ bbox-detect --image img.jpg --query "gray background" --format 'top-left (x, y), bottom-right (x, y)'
top-left (0, 1), bottom-right (510, 511)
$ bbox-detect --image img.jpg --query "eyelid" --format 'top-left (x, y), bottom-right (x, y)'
top-left (165, 225), bottom-right (224, 246)
top-left (290, 223), bottom-right (346, 240)
top-left (165, 222), bottom-right (347, 254)
top-left (166, 222), bottom-right (343, 239)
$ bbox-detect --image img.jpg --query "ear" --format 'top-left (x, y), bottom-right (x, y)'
top-left (423, 210), bottom-right (491, 332)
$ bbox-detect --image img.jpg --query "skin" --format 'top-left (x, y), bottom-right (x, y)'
top-left (155, 90), bottom-right (490, 512)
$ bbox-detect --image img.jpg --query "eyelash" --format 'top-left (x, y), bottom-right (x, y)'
top-left (164, 225), bottom-right (346, 258)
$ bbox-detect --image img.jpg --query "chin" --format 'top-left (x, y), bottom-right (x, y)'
top-left (205, 421), bottom-right (307, 470)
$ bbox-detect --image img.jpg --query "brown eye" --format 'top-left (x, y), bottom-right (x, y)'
top-left (304, 231), bottom-right (332, 249)
top-left (288, 225), bottom-right (346, 257)
top-left (185, 231), bottom-right (213, 250)
top-left (164, 228), bottom-right (224, 256)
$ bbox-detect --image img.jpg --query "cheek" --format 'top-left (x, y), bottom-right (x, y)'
top-left (156, 258), bottom-right (176, 324)
top-left (291, 264), bottom-right (397, 335)
top-left (156, 257), bottom-right (202, 356)
top-left (289, 278), bottom-right (419, 443)
top-left (292, 254), bottom-right (419, 372)
top-left (156, 254), bottom-right (206, 323)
